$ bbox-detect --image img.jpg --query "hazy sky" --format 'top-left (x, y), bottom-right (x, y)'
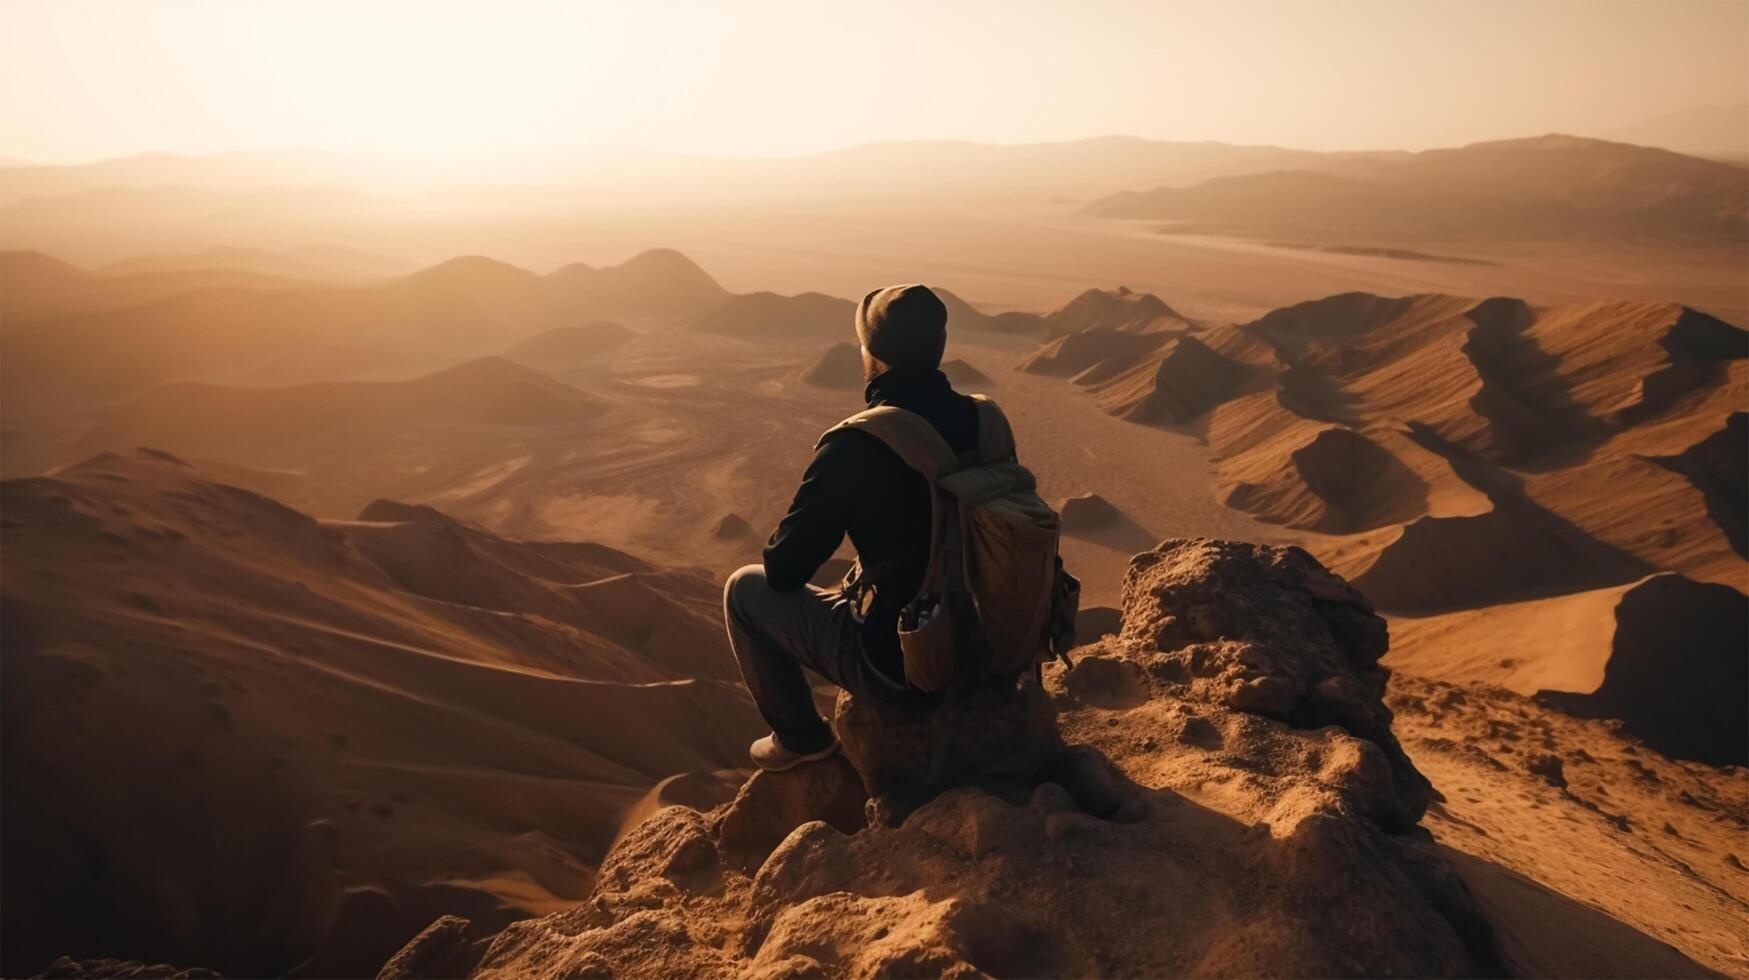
top-left (1, 0), bottom-right (1744, 163)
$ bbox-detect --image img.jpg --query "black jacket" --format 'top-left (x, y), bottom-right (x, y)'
top-left (763, 366), bottom-right (980, 682)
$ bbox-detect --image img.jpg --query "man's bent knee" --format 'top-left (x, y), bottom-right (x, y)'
top-left (723, 563), bottom-right (769, 622)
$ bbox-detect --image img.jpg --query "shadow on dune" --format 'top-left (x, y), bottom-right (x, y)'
top-left (1650, 411), bottom-right (1747, 559)
top-left (1064, 510), bottom-right (1158, 554)
top-left (1535, 573), bottom-right (1748, 767)
top-left (1055, 493), bottom-right (1161, 554)
top-left (1438, 847), bottom-right (1718, 979)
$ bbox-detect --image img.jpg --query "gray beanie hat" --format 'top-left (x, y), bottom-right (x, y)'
top-left (855, 284), bottom-right (947, 371)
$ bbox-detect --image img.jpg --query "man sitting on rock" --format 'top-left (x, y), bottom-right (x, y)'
top-left (724, 283), bottom-right (1070, 771)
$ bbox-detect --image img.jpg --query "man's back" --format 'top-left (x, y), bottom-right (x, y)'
top-left (723, 282), bottom-right (984, 771)
top-left (762, 365), bottom-right (979, 681)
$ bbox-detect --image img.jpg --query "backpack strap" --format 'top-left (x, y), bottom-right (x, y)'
top-left (819, 406), bottom-right (960, 479)
top-left (968, 395), bottom-right (1017, 463)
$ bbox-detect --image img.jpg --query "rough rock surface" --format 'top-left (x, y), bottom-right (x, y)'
top-left (709, 754), bottom-right (867, 858)
top-left (834, 673), bottom-right (1073, 824)
top-left (388, 538), bottom-right (1500, 978)
top-left (1099, 537), bottom-right (1433, 830)
top-left (376, 916), bottom-right (485, 979)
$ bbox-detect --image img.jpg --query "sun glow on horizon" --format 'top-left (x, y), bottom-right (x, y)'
top-left (1, 0), bottom-right (1745, 166)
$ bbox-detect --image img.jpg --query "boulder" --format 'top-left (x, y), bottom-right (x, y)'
top-left (375, 915), bottom-right (479, 980)
top-left (709, 753), bottom-right (867, 860)
top-left (1103, 537), bottom-right (1431, 829)
top-left (833, 674), bottom-right (1067, 823)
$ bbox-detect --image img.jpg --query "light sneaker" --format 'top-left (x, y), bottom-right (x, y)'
top-left (749, 732), bottom-right (840, 772)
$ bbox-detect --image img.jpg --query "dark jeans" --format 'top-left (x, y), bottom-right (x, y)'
top-left (723, 564), bottom-right (909, 752)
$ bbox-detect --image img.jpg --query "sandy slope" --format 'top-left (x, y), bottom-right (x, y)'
top-left (1391, 676), bottom-right (1749, 977)
top-left (0, 451), bottom-right (763, 977)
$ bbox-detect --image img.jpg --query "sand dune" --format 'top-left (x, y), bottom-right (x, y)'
top-left (1386, 584), bottom-right (1629, 694)
top-left (1057, 492), bottom-right (1120, 531)
top-left (1534, 574), bottom-right (1747, 766)
top-left (1154, 285), bottom-right (1749, 782)
top-left (1388, 571), bottom-right (1747, 768)
top-left (1347, 506), bottom-right (1652, 614)
top-left (1056, 492), bottom-right (1157, 552)
top-left (713, 513), bottom-right (755, 540)
top-left (1650, 410), bottom-right (1746, 557)
top-left (1016, 327), bottom-right (1164, 378)
top-left (1242, 293), bottom-right (1747, 472)
top-left (1223, 426), bottom-right (1432, 533)
top-left (1166, 292), bottom-right (1747, 580)
top-left (1089, 335), bottom-right (1248, 425)
top-left (1047, 285), bottom-right (1190, 334)
top-left (1469, 299), bottom-right (1745, 437)
top-left (939, 358), bottom-right (991, 387)
top-left (0, 450), bottom-right (763, 976)
top-left (1521, 444), bottom-right (1743, 587)
top-left (1019, 289), bottom-right (1740, 564)
top-left (799, 341), bottom-right (863, 388)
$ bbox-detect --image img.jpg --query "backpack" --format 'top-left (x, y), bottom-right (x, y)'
top-left (822, 394), bottom-right (1081, 692)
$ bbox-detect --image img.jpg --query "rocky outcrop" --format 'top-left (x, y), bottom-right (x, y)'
top-left (835, 674), bottom-right (1124, 826)
top-left (386, 538), bottom-right (1498, 978)
top-left (709, 755), bottom-right (867, 858)
top-left (376, 916), bottom-right (484, 980)
top-left (1098, 537), bottom-right (1432, 829)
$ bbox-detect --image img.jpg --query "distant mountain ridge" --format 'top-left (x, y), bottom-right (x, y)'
top-left (99, 244), bottom-right (412, 280)
top-left (0, 248), bottom-right (728, 413)
top-left (1603, 103), bottom-right (1749, 161)
top-left (1086, 134), bottom-right (1749, 242)
top-left (0, 137), bottom-right (1387, 208)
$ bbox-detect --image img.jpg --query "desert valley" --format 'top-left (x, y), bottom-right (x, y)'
top-left (2, 3), bottom-right (1747, 974)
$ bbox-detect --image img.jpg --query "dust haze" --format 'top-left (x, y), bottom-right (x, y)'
top-left (2, 1), bottom-right (1745, 977)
